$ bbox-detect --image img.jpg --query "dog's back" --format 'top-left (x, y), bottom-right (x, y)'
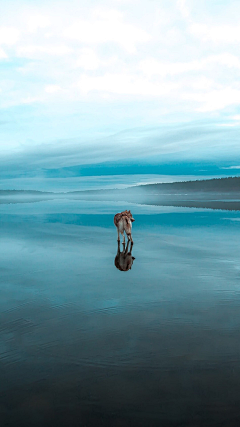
top-left (114, 210), bottom-right (128, 227)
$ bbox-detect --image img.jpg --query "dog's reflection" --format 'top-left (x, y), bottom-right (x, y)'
top-left (115, 241), bottom-right (135, 272)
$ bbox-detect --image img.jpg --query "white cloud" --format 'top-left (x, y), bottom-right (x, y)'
top-left (212, 53), bottom-right (240, 68)
top-left (17, 44), bottom-right (73, 58)
top-left (219, 114), bottom-right (240, 127)
top-left (231, 115), bottom-right (240, 121)
top-left (177, 0), bottom-right (191, 19)
top-left (218, 123), bottom-right (240, 128)
top-left (140, 58), bottom-right (199, 77)
top-left (0, 26), bottom-right (20, 45)
top-left (189, 23), bottom-right (240, 44)
top-left (45, 85), bottom-right (62, 94)
top-left (2, 0), bottom-right (240, 143)
top-left (77, 73), bottom-right (178, 96)
top-left (20, 96), bottom-right (42, 105)
top-left (0, 47), bottom-right (7, 59)
top-left (192, 88), bottom-right (240, 112)
top-left (63, 9), bottom-right (150, 53)
top-left (140, 53), bottom-right (240, 78)
top-left (25, 14), bottom-right (51, 33)
top-left (75, 49), bottom-right (100, 71)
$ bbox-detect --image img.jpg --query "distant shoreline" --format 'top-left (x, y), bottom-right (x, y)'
top-left (1, 176), bottom-right (240, 211)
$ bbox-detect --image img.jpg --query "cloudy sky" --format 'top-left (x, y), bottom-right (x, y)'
top-left (1, 0), bottom-right (240, 187)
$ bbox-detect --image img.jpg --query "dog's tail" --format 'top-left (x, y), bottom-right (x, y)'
top-left (124, 216), bottom-right (133, 229)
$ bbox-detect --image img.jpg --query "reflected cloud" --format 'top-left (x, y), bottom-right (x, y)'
top-left (115, 241), bottom-right (135, 272)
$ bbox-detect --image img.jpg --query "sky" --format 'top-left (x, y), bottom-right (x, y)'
top-left (1, 0), bottom-right (240, 189)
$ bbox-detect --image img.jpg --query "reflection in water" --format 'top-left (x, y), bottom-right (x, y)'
top-left (115, 240), bottom-right (135, 271)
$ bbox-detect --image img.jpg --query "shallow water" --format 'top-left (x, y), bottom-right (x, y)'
top-left (1, 199), bottom-right (240, 426)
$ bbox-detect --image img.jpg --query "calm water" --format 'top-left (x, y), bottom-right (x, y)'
top-left (1, 198), bottom-right (240, 426)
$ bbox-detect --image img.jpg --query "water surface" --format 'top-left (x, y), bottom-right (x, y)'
top-left (1, 199), bottom-right (240, 426)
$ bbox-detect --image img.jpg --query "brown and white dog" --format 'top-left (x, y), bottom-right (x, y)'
top-left (114, 210), bottom-right (135, 244)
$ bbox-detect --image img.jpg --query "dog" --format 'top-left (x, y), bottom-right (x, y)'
top-left (115, 241), bottom-right (135, 272)
top-left (114, 210), bottom-right (135, 244)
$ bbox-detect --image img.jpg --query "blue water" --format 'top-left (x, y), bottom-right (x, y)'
top-left (1, 198), bottom-right (240, 426)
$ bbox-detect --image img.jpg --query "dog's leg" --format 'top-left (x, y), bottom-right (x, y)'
top-left (117, 240), bottom-right (121, 253)
top-left (127, 233), bottom-right (133, 244)
top-left (125, 240), bottom-right (130, 254)
top-left (117, 228), bottom-right (120, 242)
top-left (121, 231), bottom-right (125, 244)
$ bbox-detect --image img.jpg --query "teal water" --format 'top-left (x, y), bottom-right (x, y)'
top-left (1, 199), bottom-right (240, 426)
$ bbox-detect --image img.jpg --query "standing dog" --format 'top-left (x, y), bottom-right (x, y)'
top-left (114, 210), bottom-right (135, 244)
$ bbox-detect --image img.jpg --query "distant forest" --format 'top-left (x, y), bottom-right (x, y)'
top-left (0, 176), bottom-right (240, 195)
top-left (138, 176), bottom-right (240, 192)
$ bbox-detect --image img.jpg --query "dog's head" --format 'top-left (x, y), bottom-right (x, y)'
top-left (127, 210), bottom-right (135, 222)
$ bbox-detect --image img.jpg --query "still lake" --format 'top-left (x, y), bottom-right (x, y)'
top-left (1, 197), bottom-right (240, 426)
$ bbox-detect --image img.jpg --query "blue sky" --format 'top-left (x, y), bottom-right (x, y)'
top-left (1, 0), bottom-right (240, 188)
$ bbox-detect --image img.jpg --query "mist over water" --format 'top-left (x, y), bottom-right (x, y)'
top-left (1, 196), bottom-right (240, 426)
top-left (0, 173), bottom-right (225, 192)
